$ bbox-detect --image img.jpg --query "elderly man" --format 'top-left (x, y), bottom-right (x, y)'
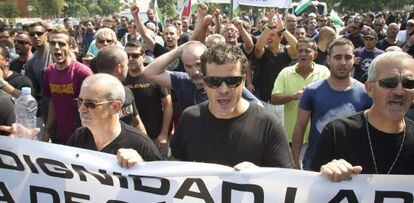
top-left (120, 43), bottom-right (292, 168)
top-left (66, 73), bottom-right (161, 161)
top-left (312, 51), bottom-right (414, 181)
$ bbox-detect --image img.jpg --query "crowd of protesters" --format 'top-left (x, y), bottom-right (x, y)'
top-left (1, 3), bottom-right (414, 181)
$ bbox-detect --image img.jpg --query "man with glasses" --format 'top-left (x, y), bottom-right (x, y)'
top-left (354, 30), bottom-right (384, 83)
top-left (291, 38), bottom-right (372, 170)
top-left (373, 18), bottom-right (386, 41)
top-left (0, 27), bottom-right (18, 61)
top-left (42, 27), bottom-right (93, 144)
top-left (123, 41), bottom-right (173, 153)
top-left (67, 73), bottom-right (161, 162)
top-left (377, 23), bottom-right (401, 51)
top-left (312, 51), bottom-right (414, 181)
top-left (397, 19), bottom-right (414, 44)
top-left (10, 31), bottom-right (32, 74)
top-left (143, 43), bottom-right (292, 167)
top-left (0, 45), bottom-right (33, 98)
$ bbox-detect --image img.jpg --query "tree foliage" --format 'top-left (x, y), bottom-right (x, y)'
top-left (30, 0), bottom-right (66, 18)
top-left (0, 1), bottom-right (20, 18)
top-left (97, 0), bottom-right (122, 16)
top-left (324, 0), bottom-right (413, 11)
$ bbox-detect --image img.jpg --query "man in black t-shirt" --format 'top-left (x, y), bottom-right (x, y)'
top-left (67, 73), bottom-right (161, 161)
top-left (313, 51), bottom-right (414, 181)
top-left (0, 45), bottom-right (33, 98)
top-left (95, 46), bottom-right (147, 135)
top-left (123, 42), bottom-right (172, 150)
top-left (10, 31), bottom-right (32, 74)
top-left (119, 43), bottom-right (293, 168)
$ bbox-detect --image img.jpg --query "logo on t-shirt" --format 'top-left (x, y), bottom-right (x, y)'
top-left (360, 58), bottom-right (373, 72)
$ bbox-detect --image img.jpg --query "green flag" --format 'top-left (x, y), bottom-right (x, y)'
top-left (294, 0), bottom-right (312, 15)
top-left (330, 9), bottom-right (344, 27)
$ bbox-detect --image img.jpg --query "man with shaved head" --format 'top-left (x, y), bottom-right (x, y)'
top-left (67, 73), bottom-right (161, 162)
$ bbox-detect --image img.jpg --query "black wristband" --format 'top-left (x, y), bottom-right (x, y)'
top-left (280, 27), bottom-right (286, 33)
top-left (267, 25), bottom-right (277, 30)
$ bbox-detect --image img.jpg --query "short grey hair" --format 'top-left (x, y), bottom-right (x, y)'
top-left (82, 73), bottom-right (125, 105)
top-left (205, 34), bottom-right (225, 47)
top-left (367, 51), bottom-right (413, 81)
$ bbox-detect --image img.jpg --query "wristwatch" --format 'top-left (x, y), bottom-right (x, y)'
top-left (0, 80), bottom-right (5, 89)
top-left (280, 27), bottom-right (286, 33)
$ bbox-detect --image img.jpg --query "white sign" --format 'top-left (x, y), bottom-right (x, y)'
top-left (0, 136), bottom-right (413, 202)
top-left (200, 0), bottom-right (292, 8)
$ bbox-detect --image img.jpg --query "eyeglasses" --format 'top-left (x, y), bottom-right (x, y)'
top-left (29, 31), bottom-right (45, 37)
top-left (97, 38), bottom-right (114, 44)
top-left (407, 23), bottom-right (414, 27)
top-left (127, 53), bottom-right (143, 59)
top-left (49, 40), bottom-right (67, 47)
top-left (14, 39), bottom-right (30, 45)
top-left (46, 29), bottom-right (54, 32)
top-left (203, 76), bottom-right (244, 89)
top-left (75, 98), bottom-right (114, 109)
top-left (372, 77), bottom-right (414, 89)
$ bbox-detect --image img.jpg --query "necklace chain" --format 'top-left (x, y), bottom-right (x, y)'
top-left (365, 114), bottom-right (405, 174)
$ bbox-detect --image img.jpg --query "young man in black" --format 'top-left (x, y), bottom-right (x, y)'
top-left (123, 42), bottom-right (172, 150)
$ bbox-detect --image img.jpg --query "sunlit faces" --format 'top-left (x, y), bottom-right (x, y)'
top-left (96, 35), bottom-right (115, 50)
top-left (49, 33), bottom-right (71, 65)
top-left (14, 34), bottom-right (31, 55)
top-left (223, 24), bottom-right (239, 45)
top-left (327, 44), bottom-right (354, 80)
top-left (297, 42), bottom-right (317, 68)
top-left (163, 26), bottom-right (179, 49)
top-left (78, 86), bottom-right (114, 128)
top-left (367, 60), bottom-right (414, 120)
top-left (125, 46), bottom-right (145, 70)
top-left (294, 27), bottom-right (306, 40)
top-left (204, 61), bottom-right (245, 119)
top-left (30, 25), bottom-right (47, 48)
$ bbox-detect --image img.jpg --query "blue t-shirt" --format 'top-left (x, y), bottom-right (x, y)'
top-left (170, 71), bottom-right (259, 113)
top-left (354, 48), bottom-right (384, 83)
top-left (299, 79), bottom-right (372, 170)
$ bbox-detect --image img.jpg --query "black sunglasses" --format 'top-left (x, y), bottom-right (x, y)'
top-left (29, 31), bottom-right (45, 37)
top-left (374, 77), bottom-right (414, 89)
top-left (14, 39), bottom-right (30, 45)
top-left (127, 53), bottom-right (144, 59)
top-left (74, 98), bottom-right (113, 109)
top-left (49, 40), bottom-right (67, 47)
top-left (203, 76), bottom-right (244, 89)
top-left (97, 38), bottom-right (114, 44)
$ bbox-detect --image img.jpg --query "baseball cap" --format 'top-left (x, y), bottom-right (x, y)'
top-left (364, 30), bottom-right (378, 39)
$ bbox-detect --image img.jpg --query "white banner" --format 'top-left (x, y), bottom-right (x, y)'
top-left (0, 136), bottom-right (413, 202)
top-left (200, 0), bottom-right (293, 8)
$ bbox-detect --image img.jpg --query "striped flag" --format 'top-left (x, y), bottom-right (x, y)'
top-left (154, 0), bottom-right (164, 27)
top-left (294, 0), bottom-right (313, 15)
top-left (330, 9), bottom-right (344, 27)
top-left (231, 0), bottom-right (240, 19)
top-left (180, 0), bottom-right (192, 17)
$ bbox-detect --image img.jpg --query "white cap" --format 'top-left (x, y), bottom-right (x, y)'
top-left (21, 87), bottom-right (32, 95)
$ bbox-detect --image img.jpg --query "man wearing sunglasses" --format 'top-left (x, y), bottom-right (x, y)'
top-left (291, 38), bottom-right (372, 170)
top-left (123, 41), bottom-right (173, 153)
top-left (10, 31), bottom-right (32, 74)
top-left (67, 73), bottom-right (161, 163)
top-left (0, 45), bottom-right (33, 99)
top-left (167, 43), bottom-right (292, 167)
top-left (120, 43), bottom-right (292, 167)
top-left (42, 28), bottom-right (93, 144)
top-left (312, 51), bottom-right (414, 181)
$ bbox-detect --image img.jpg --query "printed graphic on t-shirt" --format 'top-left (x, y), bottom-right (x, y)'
top-left (316, 103), bottom-right (357, 133)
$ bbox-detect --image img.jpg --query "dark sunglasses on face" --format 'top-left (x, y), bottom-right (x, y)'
top-left (97, 38), bottom-right (114, 44)
top-left (374, 77), bottom-right (414, 89)
top-left (407, 23), bottom-right (414, 27)
top-left (127, 53), bottom-right (143, 59)
top-left (203, 76), bottom-right (244, 89)
top-left (14, 39), bottom-right (30, 45)
top-left (75, 98), bottom-right (114, 109)
top-left (29, 31), bottom-right (45, 37)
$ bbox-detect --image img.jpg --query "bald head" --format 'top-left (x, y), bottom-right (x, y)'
top-left (82, 73), bottom-right (125, 105)
top-left (367, 51), bottom-right (414, 81)
top-left (96, 46), bottom-right (128, 73)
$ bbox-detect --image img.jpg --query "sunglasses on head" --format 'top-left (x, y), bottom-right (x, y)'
top-left (203, 76), bottom-right (244, 89)
top-left (29, 31), bottom-right (45, 37)
top-left (127, 53), bottom-right (143, 59)
top-left (75, 98), bottom-right (114, 109)
top-left (49, 40), bottom-right (67, 47)
top-left (374, 77), bottom-right (414, 89)
top-left (14, 39), bottom-right (30, 45)
top-left (97, 38), bottom-right (114, 44)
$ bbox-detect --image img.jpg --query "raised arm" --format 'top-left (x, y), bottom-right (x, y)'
top-left (142, 44), bottom-right (185, 89)
top-left (131, 5), bottom-right (156, 51)
top-left (255, 9), bottom-right (276, 59)
top-left (190, 3), bottom-right (210, 42)
top-left (234, 18), bottom-right (254, 54)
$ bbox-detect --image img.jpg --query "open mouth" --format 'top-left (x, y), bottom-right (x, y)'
top-left (217, 99), bottom-right (231, 108)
